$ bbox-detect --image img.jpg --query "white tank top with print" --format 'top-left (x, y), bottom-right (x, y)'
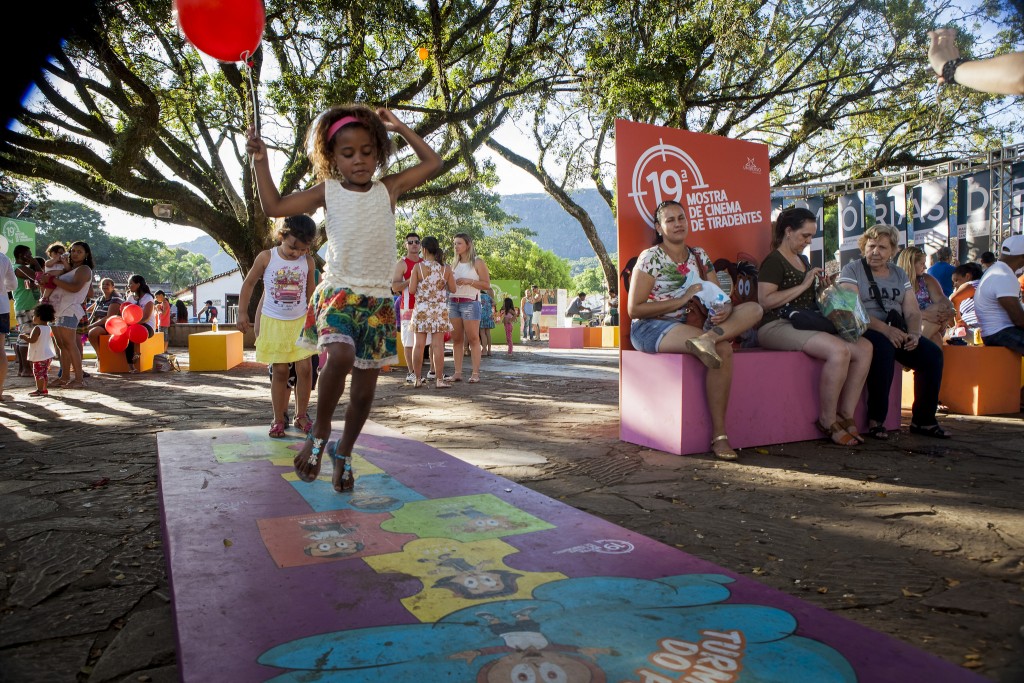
top-left (262, 246), bottom-right (309, 320)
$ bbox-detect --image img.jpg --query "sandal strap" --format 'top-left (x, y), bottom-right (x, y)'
top-left (711, 434), bottom-right (730, 444)
top-left (307, 435), bottom-right (326, 467)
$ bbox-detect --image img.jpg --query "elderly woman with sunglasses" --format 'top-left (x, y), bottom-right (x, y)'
top-left (837, 224), bottom-right (949, 440)
top-left (627, 200), bottom-right (763, 460)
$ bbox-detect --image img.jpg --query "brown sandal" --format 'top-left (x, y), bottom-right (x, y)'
top-left (836, 416), bottom-right (865, 444)
top-left (816, 420), bottom-right (858, 447)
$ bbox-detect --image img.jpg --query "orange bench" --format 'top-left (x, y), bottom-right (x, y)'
top-left (97, 333), bottom-right (164, 373)
top-left (901, 345), bottom-right (1021, 416)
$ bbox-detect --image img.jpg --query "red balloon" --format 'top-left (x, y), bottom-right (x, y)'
top-left (175, 0), bottom-right (265, 62)
top-left (127, 324), bottom-right (150, 344)
top-left (121, 304), bottom-right (143, 326)
top-left (105, 317), bottom-right (128, 335)
top-left (108, 333), bottom-right (130, 353)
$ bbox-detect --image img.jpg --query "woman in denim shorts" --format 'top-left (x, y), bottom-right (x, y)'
top-left (449, 233), bottom-right (490, 383)
top-left (627, 201), bottom-right (762, 460)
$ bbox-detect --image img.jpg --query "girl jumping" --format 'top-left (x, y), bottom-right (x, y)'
top-left (247, 104), bottom-right (441, 492)
top-left (237, 215), bottom-right (317, 438)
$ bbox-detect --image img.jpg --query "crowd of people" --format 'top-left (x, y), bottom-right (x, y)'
top-left (0, 242), bottom-right (198, 400)
top-left (626, 199), bottom-right (1024, 460)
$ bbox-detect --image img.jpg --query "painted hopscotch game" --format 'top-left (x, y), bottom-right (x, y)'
top-left (157, 423), bottom-right (984, 682)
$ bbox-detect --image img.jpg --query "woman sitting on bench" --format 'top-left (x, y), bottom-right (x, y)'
top-left (627, 200), bottom-right (763, 460)
top-left (837, 224), bottom-right (949, 440)
top-left (757, 207), bottom-right (872, 446)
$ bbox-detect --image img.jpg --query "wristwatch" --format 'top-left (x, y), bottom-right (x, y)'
top-left (941, 57), bottom-right (968, 86)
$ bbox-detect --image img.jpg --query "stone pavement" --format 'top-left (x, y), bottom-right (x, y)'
top-left (0, 342), bottom-right (1022, 682)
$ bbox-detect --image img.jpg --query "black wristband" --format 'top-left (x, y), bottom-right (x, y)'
top-left (941, 57), bottom-right (968, 86)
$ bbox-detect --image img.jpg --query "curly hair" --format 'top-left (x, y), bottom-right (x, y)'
top-left (306, 104), bottom-right (393, 182)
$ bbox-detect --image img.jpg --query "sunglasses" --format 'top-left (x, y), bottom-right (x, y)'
top-left (406, 240), bottom-right (420, 245)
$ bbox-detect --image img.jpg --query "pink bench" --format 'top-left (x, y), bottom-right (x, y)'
top-left (620, 349), bottom-right (902, 455)
top-left (548, 327), bottom-right (585, 349)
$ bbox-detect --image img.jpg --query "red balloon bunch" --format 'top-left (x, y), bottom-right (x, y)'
top-left (174, 0), bottom-right (266, 63)
top-left (104, 304), bottom-right (149, 353)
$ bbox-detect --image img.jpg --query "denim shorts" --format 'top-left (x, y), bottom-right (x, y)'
top-left (982, 326), bottom-right (1024, 355)
top-left (629, 317), bottom-right (683, 353)
top-left (449, 300), bottom-right (481, 321)
top-left (56, 315), bottom-right (81, 330)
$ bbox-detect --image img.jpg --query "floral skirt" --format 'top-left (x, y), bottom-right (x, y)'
top-left (298, 283), bottom-right (397, 369)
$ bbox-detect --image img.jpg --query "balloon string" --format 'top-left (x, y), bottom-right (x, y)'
top-left (241, 50), bottom-right (258, 138)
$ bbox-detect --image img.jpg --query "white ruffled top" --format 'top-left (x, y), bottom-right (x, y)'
top-left (322, 180), bottom-right (396, 297)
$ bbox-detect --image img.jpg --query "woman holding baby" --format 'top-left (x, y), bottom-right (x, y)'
top-left (627, 200), bottom-right (763, 460)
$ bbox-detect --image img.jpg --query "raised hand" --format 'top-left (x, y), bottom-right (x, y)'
top-left (245, 126), bottom-right (266, 161)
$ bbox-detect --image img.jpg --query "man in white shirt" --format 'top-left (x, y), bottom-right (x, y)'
top-left (0, 251), bottom-right (20, 401)
top-left (974, 234), bottom-right (1024, 355)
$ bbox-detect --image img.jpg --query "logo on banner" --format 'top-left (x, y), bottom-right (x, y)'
top-left (743, 157), bottom-right (762, 174)
top-left (3, 220), bottom-right (31, 243)
top-left (627, 139), bottom-right (764, 233)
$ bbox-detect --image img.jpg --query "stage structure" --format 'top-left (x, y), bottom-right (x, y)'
top-left (772, 142), bottom-right (1024, 265)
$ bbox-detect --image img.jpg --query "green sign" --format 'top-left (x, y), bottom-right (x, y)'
top-left (1, 217), bottom-right (36, 261)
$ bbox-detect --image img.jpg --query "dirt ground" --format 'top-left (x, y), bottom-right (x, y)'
top-left (0, 342), bottom-right (1022, 682)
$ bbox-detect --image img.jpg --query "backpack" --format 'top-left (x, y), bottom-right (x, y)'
top-left (153, 353), bottom-right (180, 372)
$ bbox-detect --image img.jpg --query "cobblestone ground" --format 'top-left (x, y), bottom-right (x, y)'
top-left (0, 344), bottom-right (1021, 682)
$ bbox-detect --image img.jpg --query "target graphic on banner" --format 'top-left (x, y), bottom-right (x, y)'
top-left (627, 139), bottom-right (710, 229)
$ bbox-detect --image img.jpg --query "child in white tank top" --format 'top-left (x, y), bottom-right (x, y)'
top-left (247, 103), bottom-right (441, 493)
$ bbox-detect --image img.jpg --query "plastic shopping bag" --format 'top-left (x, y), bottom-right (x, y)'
top-left (817, 285), bottom-right (868, 343)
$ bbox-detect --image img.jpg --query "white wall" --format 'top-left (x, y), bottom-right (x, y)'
top-left (188, 271), bottom-right (243, 318)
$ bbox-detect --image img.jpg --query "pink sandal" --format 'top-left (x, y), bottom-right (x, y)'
top-left (269, 422), bottom-right (287, 438)
top-left (293, 413), bottom-right (313, 434)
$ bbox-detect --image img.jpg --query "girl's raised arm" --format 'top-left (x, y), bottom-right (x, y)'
top-left (246, 127), bottom-right (325, 217)
top-left (377, 110), bottom-right (442, 207)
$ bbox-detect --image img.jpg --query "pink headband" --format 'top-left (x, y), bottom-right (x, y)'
top-left (327, 116), bottom-right (362, 140)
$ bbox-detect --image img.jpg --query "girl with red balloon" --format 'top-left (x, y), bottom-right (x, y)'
top-left (246, 104), bottom-right (441, 493)
top-left (111, 275), bottom-right (158, 373)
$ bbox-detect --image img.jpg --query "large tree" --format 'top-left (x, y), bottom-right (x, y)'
top-left (0, 0), bottom-right (572, 275)
top-left (488, 0), bottom-right (1023, 289)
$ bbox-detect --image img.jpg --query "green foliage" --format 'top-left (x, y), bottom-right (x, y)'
top-left (29, 198), bottom-right (210, 286)
top-left (481, 237), bottom-right (573, 290)
top-left (162, 252), bottom-right (214, 291)
top-left (572, 266), bottom-right (606, 294)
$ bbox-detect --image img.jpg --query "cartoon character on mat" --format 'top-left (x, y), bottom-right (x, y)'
top-left (258, 574), bottom-right (857, 682)
top-left (438, 506), bottom-right (527, 535)
top-left (452, 608), bottom-right (614, 682)
top-left (302, 522), bottom-right (365, 558)
top-left (424, 553), bottom-right (524, 599)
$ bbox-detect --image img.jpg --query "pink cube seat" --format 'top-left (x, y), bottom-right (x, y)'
top-left (620, 348), bottom-right (902, 456)
top-left (549, 327), bottom-right (585, 349)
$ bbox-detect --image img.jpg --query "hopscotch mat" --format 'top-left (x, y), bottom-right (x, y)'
top-left (157, 422), bottom-right (984, 682)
